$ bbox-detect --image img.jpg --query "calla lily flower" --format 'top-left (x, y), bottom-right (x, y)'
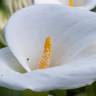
top-left (1, 5), bottom-right (96, 92)
top-left (35, 0), bottom-right (96, 10)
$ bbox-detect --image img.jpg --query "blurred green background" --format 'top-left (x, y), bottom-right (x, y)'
top-left (0, 0), bottom-right (96, 96)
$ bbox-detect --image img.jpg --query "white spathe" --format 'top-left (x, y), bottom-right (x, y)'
top-left (35, 0), bottom-right (96, 10)
top-left (35, 0), bottom-right (63, 5)
top-left (0, 5), bottom-right (96, 91)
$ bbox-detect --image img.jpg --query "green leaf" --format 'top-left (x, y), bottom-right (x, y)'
top-left (0, 87), bottom-right (48, 96)
top-left (49, 90), bottom-right (67, 96)
top-left (22, 90), bottom-right (48, 96)
top-left (0, 43), bottom-right (5, 48)
top-left (85, 83), bottom-right (96, 96)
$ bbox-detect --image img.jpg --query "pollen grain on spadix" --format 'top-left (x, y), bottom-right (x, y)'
top-left (38, 36), bottom-right (52, 69)
top-left (69, 0), bottom-right (74, 7)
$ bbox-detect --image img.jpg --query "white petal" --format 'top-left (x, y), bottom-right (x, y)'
top-left (0, 47), bottom-right (25, 72)
top-left (5, 5), bottom-right (96, 71)
top-left (1, 55), bottom-right (96, 91)
top-left (60, 0), bottom-right (96, 10)
top-left (0, 49), bottom-right (27, 90)
top-left (35, 0), bottom-right (62, 4)
top-left (77, 0), bottom-right (96, 10)
top-left (51, 17), bottom-right (96, 66)
top-left (35, 0), bottom-right (96, 10)
top-left (23, 56), bottom-right (96, 91)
